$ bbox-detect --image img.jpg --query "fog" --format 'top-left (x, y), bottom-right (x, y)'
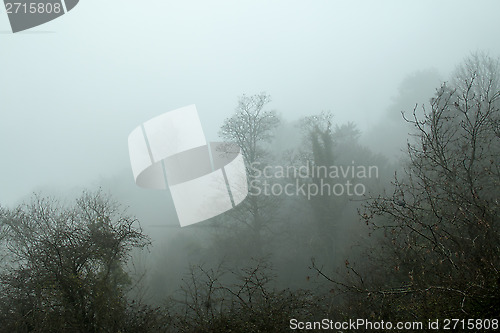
top-left (1, 2), bottom-right (500, 330)
top-left (1, 0), bottom-right (499, 206)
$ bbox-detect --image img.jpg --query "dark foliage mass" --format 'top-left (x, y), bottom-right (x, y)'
top-left (0, 191), bottom-right (152, 332)
top-left (0, 53), bottom-right (498, 332)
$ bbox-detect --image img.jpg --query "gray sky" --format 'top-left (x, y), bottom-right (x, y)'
top-left (1, 0), bottom-right (500, 207)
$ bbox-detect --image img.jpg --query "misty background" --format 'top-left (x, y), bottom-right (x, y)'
top-left (1, 0), bottom-right (499, 208)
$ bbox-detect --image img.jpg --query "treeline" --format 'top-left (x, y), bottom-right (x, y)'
top-left (0, 53), bottom-right (498, 332)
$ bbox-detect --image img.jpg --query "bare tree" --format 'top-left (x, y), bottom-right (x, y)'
top-left (216, 93), bottom-right (281, 257)
top-left (0, 190), bottom-right (151, 332)
top-left (219, 92), bottom-right (280, 172)
top-left (168, 259), bottom-right (319, 332)
top-left (312, 53), bottom-right (500, 320)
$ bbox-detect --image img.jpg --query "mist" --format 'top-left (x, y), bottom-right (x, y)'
top-left (1, 1), bottom-right (500, 332)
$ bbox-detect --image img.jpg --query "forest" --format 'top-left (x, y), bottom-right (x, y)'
top-left (0, 53), bottom-right (499, 332)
